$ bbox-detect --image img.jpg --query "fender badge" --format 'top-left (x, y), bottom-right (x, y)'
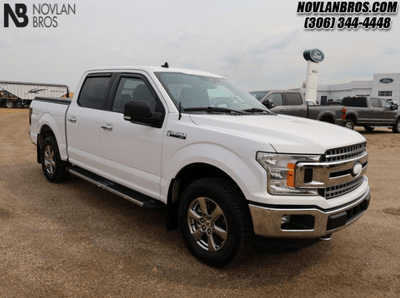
top-left (167, 131), bottom-right (187, 140)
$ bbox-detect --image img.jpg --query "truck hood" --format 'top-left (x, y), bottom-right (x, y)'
top-left (189, 114), bottom-right (366, 154)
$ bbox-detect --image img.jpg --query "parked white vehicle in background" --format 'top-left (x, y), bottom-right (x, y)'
top-left (29, 65), bottom-right (371, 266)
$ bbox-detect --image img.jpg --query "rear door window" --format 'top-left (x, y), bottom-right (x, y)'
top-left (78, 74), bottom-right (112, 110)
top-left (285, 93), bottom-right (302, 105)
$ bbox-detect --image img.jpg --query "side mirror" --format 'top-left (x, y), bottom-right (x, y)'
top-left (262, 99), bottom-right (274, 109)
top-left (124, 100), bottom-right (163, 128)
top-left (390, 104), bottom-right (398, 110)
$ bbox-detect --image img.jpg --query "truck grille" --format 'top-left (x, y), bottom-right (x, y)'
top-left (320, 176), bottom-right (364, 199)
top-left (322, 143), bottom-right (367, 199)
top-left (324, 142), bottom-right (366, 162)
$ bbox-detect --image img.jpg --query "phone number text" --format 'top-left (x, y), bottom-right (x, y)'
top-left (304, 16), bottom-right (392, 29)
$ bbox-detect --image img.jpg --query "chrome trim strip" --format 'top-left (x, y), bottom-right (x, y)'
top-left (295, 151), bottom-right (368, 188)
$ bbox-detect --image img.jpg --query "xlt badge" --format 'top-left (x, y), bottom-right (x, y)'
top-left (167, 131), bottom-right (187, 140)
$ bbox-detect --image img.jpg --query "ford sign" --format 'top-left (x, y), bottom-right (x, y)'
top-left (379, 78), bottom-right (394, 84)
top-left (303, 49), bottom-right (325, 63)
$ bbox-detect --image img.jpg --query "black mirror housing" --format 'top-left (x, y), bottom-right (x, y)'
top-left (262, 99), bottom-right (274, 109)
top-left (123, 101), bottom-right (163, 128)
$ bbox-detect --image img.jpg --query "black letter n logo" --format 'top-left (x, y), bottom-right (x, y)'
top-left (4, 4), bottom-right (28, 28)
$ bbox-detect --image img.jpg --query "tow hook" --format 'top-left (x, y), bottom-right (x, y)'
top-left (319, 234), bottom-right (332, 241)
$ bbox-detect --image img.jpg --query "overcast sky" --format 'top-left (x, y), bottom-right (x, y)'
top-left (1, 0), bottom-right (400, 91)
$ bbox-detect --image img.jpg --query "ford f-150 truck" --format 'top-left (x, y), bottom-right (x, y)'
top-left (29, 66), bottom-right (370, 267)
top-left (340, 96), bottom-right (400, 132)
top-left (250, 90), bottom-right (346, 125)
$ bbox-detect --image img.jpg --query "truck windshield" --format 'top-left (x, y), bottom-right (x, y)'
top-left (155, 72), bottom-right (269, 113)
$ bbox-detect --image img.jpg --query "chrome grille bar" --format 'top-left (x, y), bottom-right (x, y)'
top-left (322, 176), bottom-right (365, 199)
top-left (325, 143), bottom-right (366, 162)
top-left (295, 143), bottom-right (368, 199)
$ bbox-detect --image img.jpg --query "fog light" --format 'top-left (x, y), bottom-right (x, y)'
top-left (281, 215), bottom-right (291, 224)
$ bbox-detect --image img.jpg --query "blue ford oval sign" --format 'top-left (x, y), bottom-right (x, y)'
top-left (303, 49), bottom-right (325, 63)
top-left (380, 78), bottom-right (394, 84)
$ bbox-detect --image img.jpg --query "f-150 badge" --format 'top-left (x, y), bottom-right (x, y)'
top-left (167, 131), bottom-right (187, 140)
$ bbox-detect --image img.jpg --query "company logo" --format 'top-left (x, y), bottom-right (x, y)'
top-left (3, 3), bottom-right (76, 28)
top-left (26, 88), bottom-right (47, 94)
top-left (352, 162), bottom-right (362, 177)
top-left (303, 49), bottom-right (325, 63)
top-left (380, 78), bottom-right (394, 84)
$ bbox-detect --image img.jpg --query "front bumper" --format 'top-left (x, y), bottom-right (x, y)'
top-left (249, 188), bottom-right (370, 238)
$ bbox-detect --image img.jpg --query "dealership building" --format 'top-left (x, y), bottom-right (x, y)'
top-left (300, 73), bottom-right (400, 104)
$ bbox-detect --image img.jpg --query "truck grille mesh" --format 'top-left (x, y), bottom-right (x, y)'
top-left (325, 142), bottom-right (366, 162)
top-left (321, 143), bottom-right (367, 199)
top-left (320, 176), bottom-right (364, 199)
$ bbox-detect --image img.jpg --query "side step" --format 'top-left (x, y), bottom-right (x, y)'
top-left (68, 166), bottom-right (166, 210)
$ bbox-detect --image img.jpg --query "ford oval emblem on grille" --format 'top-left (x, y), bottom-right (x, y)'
top-left (352, 163), bottom-right (362, 177)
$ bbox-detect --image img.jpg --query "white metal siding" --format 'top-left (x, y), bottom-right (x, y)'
top-left (0, 81), bottom-right (68, 100)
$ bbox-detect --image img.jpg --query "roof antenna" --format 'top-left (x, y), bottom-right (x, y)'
top-left (161, 62), bottom-right (169, 68)
top-left (178, 101), bottom-right (182, 120)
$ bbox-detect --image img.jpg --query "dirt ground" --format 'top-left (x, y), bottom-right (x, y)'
top-left (0, 108), bottom-right (399, 297)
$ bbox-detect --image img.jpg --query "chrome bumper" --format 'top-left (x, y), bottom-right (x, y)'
top-left (249, 189), bottom-right (370, 238)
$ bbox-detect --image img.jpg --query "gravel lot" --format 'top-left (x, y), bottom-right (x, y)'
top-left (0, 108), bottom-right (399, 297)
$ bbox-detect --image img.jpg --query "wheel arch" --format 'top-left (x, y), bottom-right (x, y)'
top-left (166, 162), bottom-right (248, 231)
top-left (36, 125), bottom-right (56, 164)
top-left (318, 113), bottom-right (335, 124)
top-left (346, 113), bottom-right (357, 124)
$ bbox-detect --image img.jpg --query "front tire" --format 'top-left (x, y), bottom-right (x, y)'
top-left (179, 177), bottom-right (252, 267)
top-left (345, 119), bottom-right (355, 130)
top-left (41, 136), bottom-right (69, 183)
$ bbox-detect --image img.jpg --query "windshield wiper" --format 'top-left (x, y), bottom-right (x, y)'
top-left (184, 106), bottom-right (248, 115)
top-left (242, 108), bottom-right (272, 114)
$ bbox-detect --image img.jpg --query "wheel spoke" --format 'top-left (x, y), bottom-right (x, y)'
top-left (213, 226), bottom-right (227, 241)
top-left (210, 205), bottom-right (223, 221)
top-left (207, 234), bottom-right (217, 252)
top-left (187, 208), bottom-right (201, 221)
top-left (197, 197), bottom-right (208, 215)
top-left (192, 227), bottom-right (204, 241)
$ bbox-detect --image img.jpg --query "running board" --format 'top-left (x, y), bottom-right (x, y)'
top-left (68, 166), bottom-right (166, 210)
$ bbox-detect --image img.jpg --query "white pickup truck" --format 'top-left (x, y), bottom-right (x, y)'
top-left (29, 66), bottom-right (370, 267)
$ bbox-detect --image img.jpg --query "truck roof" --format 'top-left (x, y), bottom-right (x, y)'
top-left (86, 66), bottom-right (223, 78)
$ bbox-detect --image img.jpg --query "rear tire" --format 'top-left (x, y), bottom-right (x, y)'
top-left (41, 136), bottom-right (69, 183)
top-left (5, 100), bottom-right (15, 108)
top-left (179, 177), bottom-right (252, 267)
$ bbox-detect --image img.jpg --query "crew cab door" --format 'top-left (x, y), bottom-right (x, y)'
top-left (264, 92), bottom-right (307, 117)
top-left (99, 73), bottom-right (166, 199)
top-left (66, 73), bottom-right (114, 173)
top-left (282, 92), bottom-right (307, 117)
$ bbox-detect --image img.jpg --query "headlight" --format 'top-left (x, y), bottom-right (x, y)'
top-left (256, 152), bottom-right (320, 196)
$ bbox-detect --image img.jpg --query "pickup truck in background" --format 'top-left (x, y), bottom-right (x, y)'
top-left (340, 96), bottom-right (400, 132)
top-left (29, 66), bottom-right (370, 267)
top-left (250, 90), bottom-right (346, 125)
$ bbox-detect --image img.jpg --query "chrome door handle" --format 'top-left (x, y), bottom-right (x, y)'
top-left (67, 117), bottom-right (77, 123)
top-left (101, 124), bottom-right (113, 131)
